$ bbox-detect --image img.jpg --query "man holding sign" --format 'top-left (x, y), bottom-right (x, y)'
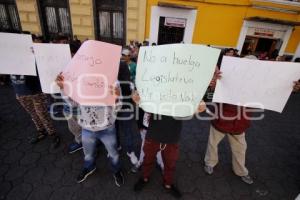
top-left (204, 50), bottom-right (255, 185)
top-left (205, 49), bottom-right (300, 185)
top-left (133, 44), bottom-right (220, 198)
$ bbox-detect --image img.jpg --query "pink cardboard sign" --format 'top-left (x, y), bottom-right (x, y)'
top-left (62, 40), bottom-right (121, 106)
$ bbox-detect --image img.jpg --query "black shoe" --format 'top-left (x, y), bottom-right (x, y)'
top-left (68, 142), bottom-right (83, 154)
top-left (164, 185), bottom-right (182, 199)
top-left (29, 131), bottom-right (47, 144)
top-left (77, 167), bottom-right (96, 183)
top-left (134, 178), bottom-right (149, 192)
top-left (50, 135), bottom-right (60, 149)
top-left (130, 164), bottom-right (139, 173)
top-left (113, 171), bottom-right (124, 187)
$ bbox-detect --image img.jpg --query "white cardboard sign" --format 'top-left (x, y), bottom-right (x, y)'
top-left (213, 56), bottom-right (300, 113)
top-left (34, 43), bottom-right (72, 94)
top-left (0, 32), bottom-right (36, 76)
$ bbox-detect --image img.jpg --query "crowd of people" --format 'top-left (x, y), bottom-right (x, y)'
top-left (1, 31), bottom-right (300, 199)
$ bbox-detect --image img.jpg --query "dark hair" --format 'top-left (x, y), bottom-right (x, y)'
top-left (294, 58), bottom-right (300, 63)
top-left (225, 48), bottom-right (235, 54)
top-left (142, 41), bottom-right (149, 46)
top-left (31, 34), bottom-right (37, 41)
top-left (9, 30), bottom-right (21, 34)
top-left (216, 50), bottom-right (225, 68)
top-left (118, 61), bottom-right (131, 82)
top-left (59, 35), bottom-right (68, 41)
top-left (69, 41), bottom-right (81, 54)
top-left (22, 31), bottom-right (31, 35)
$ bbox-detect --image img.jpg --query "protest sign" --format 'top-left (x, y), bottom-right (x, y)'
top-left (0, 32), bottom-right (36, 76)
top-left (136, 44), bottom-right (221, 117)
top-left (34, 43), bottom-right (71, 94)
top-left (213, 56), bottom-right (300, 112)
top-left (62, 40), bottom-right (121, 105)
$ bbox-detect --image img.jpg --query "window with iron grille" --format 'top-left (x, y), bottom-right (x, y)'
top-left (94, 0), bottom-right (126, 45)
top-left (38, 0), bottom-right (72, 40)
top-left (0, 0), bottom-right (21, 32)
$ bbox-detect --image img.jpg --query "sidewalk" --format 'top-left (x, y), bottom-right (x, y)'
top-left (0, 85), bottom-right (299, 200)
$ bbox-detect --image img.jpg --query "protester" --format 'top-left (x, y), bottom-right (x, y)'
top-left (258, 51), bottom-right (269, 60)
top-left (55, 43), bottom-right (82, 154)
top-left (276, 55), bottom-right (286, 61)
top-left (142, 40), bottom-right (149, 46)
top-left (56, 74), bottom-right (124, 186)
top-left (224, 48), bottom-right (235, 57)
top-left (129, 40), bottom-right (135, 50)
top-left (130, 44), bottom-right (140, 63)
top-left (132, 92), bottom-right (206, 198)
top-left (73, 35), bottom-right (82, 46)
top-left (136, 111), bottom-right (164, 171)
top-left (121, 48), bottom-right (137, 83)
top-left (203, 49), bottom-right (254, 185)
top-left (10, 33), bottom-right (60, 148)
top-left (115, 61), bottom-right (139, 172)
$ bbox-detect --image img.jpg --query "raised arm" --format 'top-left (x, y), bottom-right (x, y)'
top-left (209, 67), bottom-right (222, 90)
top-left (131, 90), bottom-right (141, 105)
top-left (293, 80), bottom-right (300, 92)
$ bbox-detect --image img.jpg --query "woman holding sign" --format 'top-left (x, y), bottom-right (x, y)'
top-left (10, 74), bottom-right (60, 149)
top-left (10, 34), bottom-right (60, 149)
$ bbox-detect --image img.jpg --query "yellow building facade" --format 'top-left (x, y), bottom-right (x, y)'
top-left (13, 0), bottom-right (146, 44)
top-left (145, 0), bottom-right (300, 58)
top-left (7, 0), bottom-right (300, 58)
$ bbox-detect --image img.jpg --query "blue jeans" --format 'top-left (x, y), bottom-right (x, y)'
top-left (117, 111), bottom-right (136, 154)
top-left (82, 125), bottom-right (121, 174)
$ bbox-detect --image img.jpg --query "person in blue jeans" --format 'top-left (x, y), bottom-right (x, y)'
top-left (80, 124), bottom-right (121, 181)
top-left (77, 103), bottom-right (124, 186)
top-left (56, 75), bottom-right (124, 187)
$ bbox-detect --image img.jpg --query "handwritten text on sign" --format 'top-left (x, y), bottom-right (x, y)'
top-left (212, 56), bottom-right (300, 113)
top-left (136, 44), bottom-right (221, 117)
top-left (62, 40), bottom-right (121, 106)
top-left (34, 43), bottom-right (72, 94)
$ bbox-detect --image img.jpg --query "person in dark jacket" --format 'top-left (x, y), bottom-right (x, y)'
top-left (115, 61), bottom-right (139, 172)
top-left (132, 92), bottom-right (206, 199)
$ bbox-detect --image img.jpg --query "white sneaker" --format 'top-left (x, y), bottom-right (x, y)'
top-left (127, 152), bottom-right (138, 165)
top-left (204, 165), bottom-right (214, 175)
top-left (241, 175), bottom-right (254, 185)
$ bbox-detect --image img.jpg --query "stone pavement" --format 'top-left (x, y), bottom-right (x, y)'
top-left (0, 85), bottom-right (299, 200)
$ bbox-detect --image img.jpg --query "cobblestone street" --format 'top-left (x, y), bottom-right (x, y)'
top-left (0, 85), bottom-right (299, 200)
